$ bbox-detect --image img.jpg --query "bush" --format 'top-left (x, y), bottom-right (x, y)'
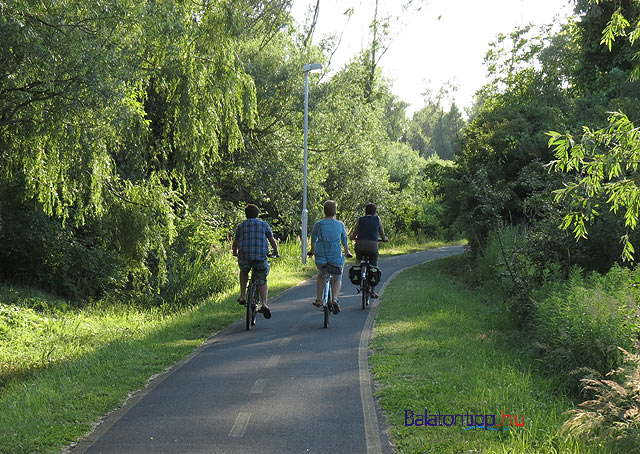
top-left (535, 266), bottom-right (640, 389)
top-left (0, 185), bottom-right (118, 300)
top-left (467, 226), bottom-right (544, 327)
top-left (160, 249), bottom-right (236, 306)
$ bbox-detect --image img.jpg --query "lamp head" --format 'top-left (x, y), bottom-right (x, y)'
top-left (302, 63), bottom-right (323, 72)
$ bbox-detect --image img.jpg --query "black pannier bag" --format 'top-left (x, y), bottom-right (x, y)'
top-left (368, 266), bottom-right (381, 286)
top-left (348, 265), bottom-right (361, 285)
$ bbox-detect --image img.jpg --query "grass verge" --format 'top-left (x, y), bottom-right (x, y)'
top-left (380, 234), bottom-right (466, 257)
top-left (370, 254), bottom-right (614, 454)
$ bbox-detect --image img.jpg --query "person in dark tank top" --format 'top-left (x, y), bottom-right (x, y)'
top-left (350, 203), bottom-right (388, 298)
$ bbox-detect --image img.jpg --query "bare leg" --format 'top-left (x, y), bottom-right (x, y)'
top-left (258, 283), bottom-right (268, 306)
top-left (316, 274), bottom-right (325, 301)
top-left (330, 277), bottom-right (342, 313)
top-left (239, 270), bottom-right (249, 301)
top-left (331, 278), bottom-right (342, 302)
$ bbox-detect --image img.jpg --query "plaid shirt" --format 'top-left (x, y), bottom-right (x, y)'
top-left (235, 218), bottom-right (273, 262)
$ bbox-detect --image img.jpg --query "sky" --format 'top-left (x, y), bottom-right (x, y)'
top-left (291, 0), bottom-right (574, 116)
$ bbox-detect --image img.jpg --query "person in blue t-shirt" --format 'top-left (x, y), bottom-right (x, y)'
top-left (308, 200), bottom-right (352, 314)
top-left (232, 204), bottom-right (279, 318)
top-left (350, 203), bottom-right (388, 298)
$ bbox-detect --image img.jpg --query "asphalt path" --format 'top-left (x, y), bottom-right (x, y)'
top-left (70, 245), bottom-right (464, 454)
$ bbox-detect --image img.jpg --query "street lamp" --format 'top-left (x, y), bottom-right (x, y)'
top-left (301, 62), bottom-right (322, 264)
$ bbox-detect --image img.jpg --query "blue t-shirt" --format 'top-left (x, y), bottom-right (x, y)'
top-left (311, 218), bottom-right (348, 266)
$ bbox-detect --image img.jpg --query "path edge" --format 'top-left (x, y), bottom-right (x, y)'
top-left (358, 245), bottom-right (465, 454)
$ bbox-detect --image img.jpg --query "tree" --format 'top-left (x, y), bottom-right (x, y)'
top-left (0, 1), bottom-right (292, 298)
top-left (548, 0), bottom-right (640, 261)
top-left (405, 84), bottom-right (464, 160)
top-left (445, 23), bottom-right (575, 252)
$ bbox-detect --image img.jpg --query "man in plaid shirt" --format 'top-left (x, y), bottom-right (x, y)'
top-left (232, 204), bottom-right (278, 318)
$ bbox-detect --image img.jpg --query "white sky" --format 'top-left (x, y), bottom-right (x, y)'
top-left (291, 0), bottom-right (574, 116)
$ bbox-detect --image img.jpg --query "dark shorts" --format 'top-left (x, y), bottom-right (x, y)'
top-left (238, 259), bottom-right (270, 285)
top-left (316, 263), bottom-right (343, 281)
top-left (355, 240), bottom-right (379, 265)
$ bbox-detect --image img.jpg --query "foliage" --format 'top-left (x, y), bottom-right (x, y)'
top-left (0, 181), bottom-right (119, 299)
top-left (0, 0), bottom-right (450, 306)
top-left (0, 0), bottom-right (272, 300)
top-left (548, 111), bottom-right (640, 261)
top-left (534, 266), bottom-right (640, 389)
top-left (462, 224), bottom-right (640, 392)
top-left (405, 84), bottom-right (465, 160)
top-left (573, 0), bottom-right (640, 95)
top-left (371, 256), bottom-right (607, 454)
top-left (444, 23), bottom-right (575, 254)
top-left (0, 0), bottom-right (257, 220)
top-left (544, 1), bottom-right (640, 262)
top-left (562, 344), bottom-right (640, 448)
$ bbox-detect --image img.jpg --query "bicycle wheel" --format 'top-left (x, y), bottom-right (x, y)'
top-left (251, 299), bottom-right (258, 326)
top-left (361, 265), bottom-right (369, 310)
top-left (246, 282), bottom-right (257, 330)
top-left (362, 279), bottom-right (368, 309)
top-left (323, 279), bottom-right (331, 328)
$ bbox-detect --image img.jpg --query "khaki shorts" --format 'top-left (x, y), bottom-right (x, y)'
top-left (355, 240), bottom-right (379, 265)
top-left (238, 259), bottom-right (270, 285)
top-left (317, 263), bottom-right (343, 281)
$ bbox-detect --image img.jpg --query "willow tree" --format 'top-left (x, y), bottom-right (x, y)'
top-left (0, 0), bottom-right (259, 219)
top-left (0, 0), bottom-right (276, 296)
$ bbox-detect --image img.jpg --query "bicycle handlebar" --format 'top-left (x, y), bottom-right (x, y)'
top-left (307, 251), bottom-right (353, 258)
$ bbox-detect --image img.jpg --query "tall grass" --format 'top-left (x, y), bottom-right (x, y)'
top-left (534, 266), bottom-right (640, 387)
top-left (461, 227), bottom-right (640, 447)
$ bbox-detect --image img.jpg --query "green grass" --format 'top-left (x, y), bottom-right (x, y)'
top-left (371, 255), bottom-right (614, 454)
top-left (379, 234), bottom-right (466, 256)
top-left (0, 290), bottom-right (241, 453)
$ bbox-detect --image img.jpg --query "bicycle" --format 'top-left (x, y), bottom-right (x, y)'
top-left (358, 254), bottom-right (373, 310)
top-left (245, 253), bottom-right (278, 331)
top-left (308, 252), bottom-right (351, 328)
top-left (351, 238), bottom-right (386, 310)
top-left (319, 269), bottom-right (333, 328)
top-left (307, 254), bottom-right (335, 328)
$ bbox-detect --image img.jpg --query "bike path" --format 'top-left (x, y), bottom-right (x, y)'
top-left (70, 245), bottom-right (464, 454)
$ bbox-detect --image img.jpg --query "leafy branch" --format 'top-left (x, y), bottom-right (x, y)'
top-left (547, 112), bottom-right (640, 261)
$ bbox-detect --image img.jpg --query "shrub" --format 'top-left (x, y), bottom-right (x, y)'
top-left (535, 266), bottom-right (640, 388)
top-left (467, 226), bottom-right (544, 327)
top-left (0, 187), bottom-right (118, 300)
top-left (562, 344), bottom-right (640, 449)
top-left (161, 250), bottom-right (236, 306)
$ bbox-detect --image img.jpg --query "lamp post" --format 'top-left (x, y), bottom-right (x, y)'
top-left (301, 62), bottom-right (322, 264)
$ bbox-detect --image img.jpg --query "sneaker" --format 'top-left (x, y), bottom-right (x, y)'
top-left (237, 298), bottom-right (247, 305)
top-left (331, 301), bottom-right (340, 314)
top-left (261, 305), bottom-right (272, 319)
top-left (370, 292), bottom-right (379, 299)
top-left (312, 299), bottom-right (323, 307)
